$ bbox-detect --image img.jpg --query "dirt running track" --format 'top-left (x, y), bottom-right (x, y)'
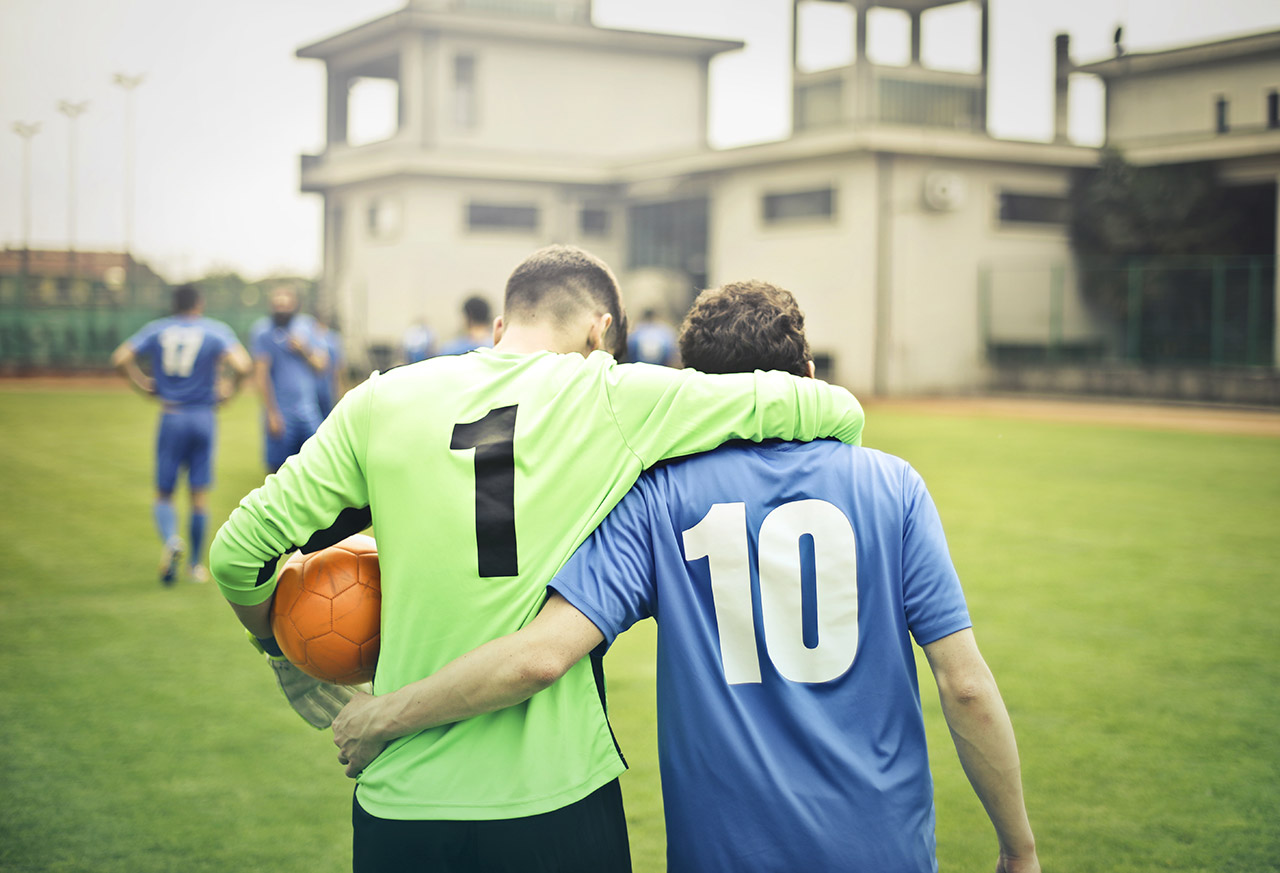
top-left (866, 395), bottom-right (1280, 438)
top-left (4, 377), bottom-right (1279, 438)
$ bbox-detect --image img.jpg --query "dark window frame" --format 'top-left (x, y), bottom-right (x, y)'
top-left (467, 202), bottom-right (540, 232)
top-left (761, 187), bottom-right (837, 224)
top-left (997, 191), bottom-right (1069, 226)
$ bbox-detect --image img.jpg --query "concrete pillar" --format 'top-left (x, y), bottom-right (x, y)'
top-left (853, 3), bottom-right (872, 124)
top-left (397, 31), bottom-right (434, 147)
top-left (326, 65), bottom-right (349, 147)
top-left (791, 0), bottom-right (800, 74)
top-left (910, 9), bottom-right (922, 66)
top-left (978, 0), bottom-right (989, 130)
top-left (1053, 33), bottom-right (1071, 144)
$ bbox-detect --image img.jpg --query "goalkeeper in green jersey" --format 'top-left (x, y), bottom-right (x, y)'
top-left (210, 244), bottom-right (865, 872)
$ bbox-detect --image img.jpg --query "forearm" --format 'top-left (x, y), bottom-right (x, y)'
top-left (229, 598), bottom-right (274, 640)
top-left (940, 672), bottom-right (1036, 857)
top-left (255, 362), bottom-right (278, 414)
top-left (366, 634), bottom-right (558, 743)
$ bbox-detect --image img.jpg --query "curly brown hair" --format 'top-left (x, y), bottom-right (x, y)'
top-left (678, 280), bottom-right (811, 377)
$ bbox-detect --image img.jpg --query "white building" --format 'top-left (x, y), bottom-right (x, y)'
top-left (298, 0), bottom-right (1279, 396)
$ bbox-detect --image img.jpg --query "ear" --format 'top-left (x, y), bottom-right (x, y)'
top-left (805, 360), bottom-right (816, 379)
top-left (586, 312), bottom-right (613, 353)
top-left (492, 316), bottom-right (505, 345)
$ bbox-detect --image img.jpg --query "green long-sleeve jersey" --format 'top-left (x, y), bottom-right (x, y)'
top-left (211, 348), bottom-right (863, 820)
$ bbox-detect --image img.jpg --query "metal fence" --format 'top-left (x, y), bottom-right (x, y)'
top-left (980, 255), bottom-right (1276, 368)
top-left (0, 281), bottom-right (265, 373)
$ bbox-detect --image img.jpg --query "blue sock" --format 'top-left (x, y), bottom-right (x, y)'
top-left (189, 510), bottom-right (208, 567)
top-left (153, 501), bottom-right (178, 544)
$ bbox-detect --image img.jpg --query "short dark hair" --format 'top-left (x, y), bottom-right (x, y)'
top-left (462, 295), bottom-right (491, 326)
top-left (678, 280), bottom-right (811, 377)
top-left (172, 283), bottom-right (201, 314)
top-left (504, 245), bottom-right (626, 357)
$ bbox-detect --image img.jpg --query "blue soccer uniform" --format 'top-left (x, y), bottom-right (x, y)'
top-left (626, 321), bottom-right (676, 366)
top-left (125, 313), bottom-right (241, 580)
top-left (550, 439), bottom-right (973, 873)
top-left (251, 313), bottom-right (325, 469)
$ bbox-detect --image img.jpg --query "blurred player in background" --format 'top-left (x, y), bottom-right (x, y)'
top-left (211, 245), bottom-right (865, 873)
top-left (313, 309), bottom-right (344, 418)
top-left (401, 317), bottom-right (435, 364)
top-left (251, 285), bottom-right (328, 472)
top-left (625, 306), bottom-right (678, 366)
top-left (112, 283), bottom-right (252, 585)
top-left (333, 280), bottom-right (1039, 873)
top-left (437, 294), bottom-right (494, 356)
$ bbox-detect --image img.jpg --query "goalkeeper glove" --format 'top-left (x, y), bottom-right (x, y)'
top-left (247, 631), bottom-right (359, 730)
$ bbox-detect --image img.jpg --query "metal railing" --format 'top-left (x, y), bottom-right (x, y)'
top-left (979, 255), bottom-right (1276, 368)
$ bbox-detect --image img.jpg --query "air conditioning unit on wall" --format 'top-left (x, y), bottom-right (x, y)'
top-left (922, 172), bottom-right (967, 212)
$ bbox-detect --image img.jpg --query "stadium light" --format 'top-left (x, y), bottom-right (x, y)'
top-left (112, 72), bottom-right (146, 298)
top-left (57, 100), bottom-right (90, 282)
top-left (11, 121), bottom-right (41, 301)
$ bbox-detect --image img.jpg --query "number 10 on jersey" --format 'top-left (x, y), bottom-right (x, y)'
top-left (683, 499), bottom-right (859, 686)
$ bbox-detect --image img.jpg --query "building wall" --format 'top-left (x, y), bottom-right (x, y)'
top-left (429, 34), bottom-right (707, 159)
top-left (706, 155), bottom-right (880, 395)
top-left (329, 176), bottom-right (624, 364)
top-left (702, 153), bottom-right (1093, 395)
top-left (1108, 56), bottom-right (1280, 143)
top-left (885, 157), bottom-right (1088, 393)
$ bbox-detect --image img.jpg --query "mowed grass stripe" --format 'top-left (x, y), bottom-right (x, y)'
top-left (1, 386), bottom-right (1277, 872)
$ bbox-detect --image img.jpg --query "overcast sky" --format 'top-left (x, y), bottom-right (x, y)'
top-left (2, 0), bottom-right (1278, 280)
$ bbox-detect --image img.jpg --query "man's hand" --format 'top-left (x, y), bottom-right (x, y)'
top-left (332, 690), bottom-right (391, 778)
top-left (287, 335), bottom-right (309, 357)
top-left (267, 407), bottom-right (285, 438)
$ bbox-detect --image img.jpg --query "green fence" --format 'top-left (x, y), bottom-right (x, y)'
top-left (0, 297), bottom-right (265, 373)
top-left (981, 255), bottom-right (1276, 368)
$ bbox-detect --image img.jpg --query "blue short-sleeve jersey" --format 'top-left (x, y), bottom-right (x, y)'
top-left (626, 322), bottom-right (676, 366)
top-left (550, 440), bottom-right (972, 873)
top-left (251, 314), bottom-right (323, 422)
top-left (127, 315), bottom-right (238, 407)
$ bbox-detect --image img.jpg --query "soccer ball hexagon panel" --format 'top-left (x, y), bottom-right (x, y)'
top-left (271, 533), bottom-right (381, 685)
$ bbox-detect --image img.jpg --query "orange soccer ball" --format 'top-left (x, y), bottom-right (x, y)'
top-left (271, 533), bottom-right (381, 685)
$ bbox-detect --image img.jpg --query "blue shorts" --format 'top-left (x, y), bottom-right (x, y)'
top-left (265, 411), bottom-right (321, 471)
top-left (155, 406), bottom-right (216, 494)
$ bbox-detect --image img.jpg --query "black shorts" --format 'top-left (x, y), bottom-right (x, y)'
top-left (351, 778), bottom-right (631, 873)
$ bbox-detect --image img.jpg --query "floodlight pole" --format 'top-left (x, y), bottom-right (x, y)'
top-left (57, 100), bottom-right (90, 286)
top-left (12, 121), bottom-right (41, 302)
top-left (113, 72), bottom-right (145, 301)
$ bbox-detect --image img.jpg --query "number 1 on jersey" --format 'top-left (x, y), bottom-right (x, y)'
top-left (451, 405), bottom-right (519, 577)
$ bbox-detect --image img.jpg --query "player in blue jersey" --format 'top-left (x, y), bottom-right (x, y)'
top-left (332, 281), bottom-right (1039, 873)
top-left (625, 306), bottom-right (677, 366)
top-left (251, 285), bottom-right (329, 472)
top-left (112, 283), bottom-right (252, 584)
top-left (436, 294), bottom-right (494, 356)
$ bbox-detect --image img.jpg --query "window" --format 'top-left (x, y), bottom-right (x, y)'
top-left (998, 192), bottom-right (1069, 226)
top-left (1268, 90), bottom-right (1279, 130)
top-left (454, 54), bottom-right (477, 130)
top-left (467, 202), bottom-right (539, 232)
top-left (762, 188), bottom-right (836, 224)
top-left (1216, 96), bottom-right (1229, 134)
top-left (579, 207), bottom-right (610, 237)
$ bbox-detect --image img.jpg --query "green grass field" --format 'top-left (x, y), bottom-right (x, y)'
top-left (2, 384), bottom-right (1277, 872)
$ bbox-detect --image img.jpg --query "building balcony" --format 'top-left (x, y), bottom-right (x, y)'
top-left (794, 63), bottom-right (986, 134)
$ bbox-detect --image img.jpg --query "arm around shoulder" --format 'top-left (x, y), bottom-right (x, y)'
top-left (331, 593), bottom-right (604, 777)
top-left (924, 628), bottom-right (1039, 872)
top-left (607, 362), bottom-right (865, 465)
